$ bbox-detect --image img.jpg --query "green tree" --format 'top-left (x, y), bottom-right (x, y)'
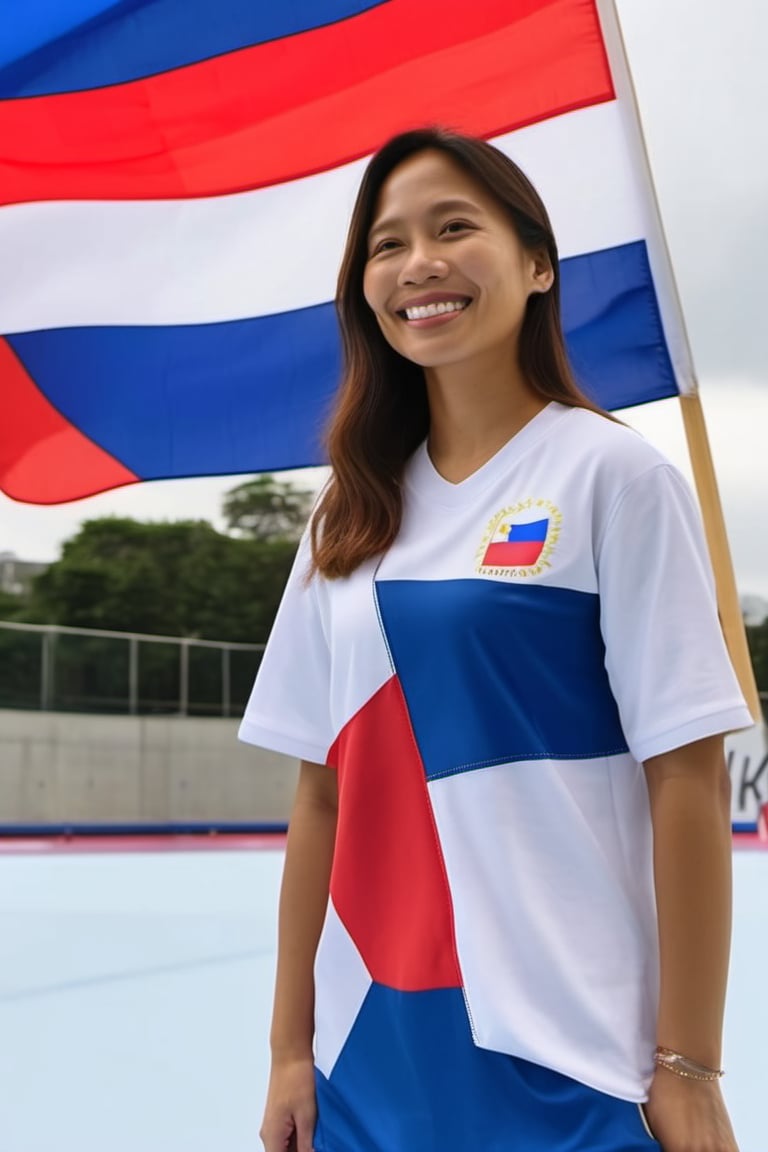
top-left (746, 622), bottom-right (768, 693)
top-left (10, 518), bottom-right (300, 712)
top-left (0, 587), bottom-right (26, 620)
top-left (0, 477), bottom-right (316, 712)
top-left (222, 474), bottom-right (314, 541)
top-left (25, 516), bottom-right (297, 643)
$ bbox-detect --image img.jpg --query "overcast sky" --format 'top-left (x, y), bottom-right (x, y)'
top-left (2, 0), bottom-right (767, 597)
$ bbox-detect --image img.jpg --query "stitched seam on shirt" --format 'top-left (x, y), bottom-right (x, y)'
top-left (239, 716), bottom-right (328, 755)
top-left (371, 560), bottom-right (396, 676)
top-left (632, 704), bottom-right (751, 763)
top-left (427, 746), bottom-right (630, 781)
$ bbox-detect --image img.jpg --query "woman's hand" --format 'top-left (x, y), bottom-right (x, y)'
top-left (644, 1068), bottom-right (738, 1151)
top-left (260, 1056), bottom-right (317, 1152)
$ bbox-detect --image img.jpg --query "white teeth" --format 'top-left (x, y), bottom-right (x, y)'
top-left (404, 300), bottom-right (468, 320)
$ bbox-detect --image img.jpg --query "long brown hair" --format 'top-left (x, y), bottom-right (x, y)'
top-left (311, 127), bottom-right (604, 579)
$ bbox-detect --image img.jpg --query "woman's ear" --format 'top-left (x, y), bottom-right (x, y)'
top-left (528, 249), bottom-right (555, 295)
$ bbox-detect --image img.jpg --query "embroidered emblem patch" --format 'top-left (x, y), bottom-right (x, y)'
top-left (475, 499), bottom-right (562, 578)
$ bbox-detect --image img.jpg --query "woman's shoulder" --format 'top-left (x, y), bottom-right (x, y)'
top-left (555, 406), bottom-right (701, 545)
top-left (563, 405), bottom-right (680, 487)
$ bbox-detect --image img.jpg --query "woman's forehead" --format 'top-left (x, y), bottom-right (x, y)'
top-left (368, 151), bottom-right (495, 233)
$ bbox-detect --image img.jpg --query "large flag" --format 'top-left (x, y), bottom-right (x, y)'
top-left (0, 0), bottom-right (695, 504)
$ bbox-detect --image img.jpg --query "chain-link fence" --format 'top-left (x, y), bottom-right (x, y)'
top-left (2, 619), bottom-right (764, 721)
top-left (0, 621), bottom-right (264, 716)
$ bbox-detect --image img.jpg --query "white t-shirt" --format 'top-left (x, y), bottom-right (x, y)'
top-left (239, 401), bottom-right (750, 1101)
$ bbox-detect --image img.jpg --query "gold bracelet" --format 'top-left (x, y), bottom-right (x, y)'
top-left (653, 1046), bottom-right (724, 1082)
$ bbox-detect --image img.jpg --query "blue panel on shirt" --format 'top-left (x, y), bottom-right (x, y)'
top-left (375, 580), bottom-right (628, 780)
top-left (315, 984), bottom-right (656, 1152)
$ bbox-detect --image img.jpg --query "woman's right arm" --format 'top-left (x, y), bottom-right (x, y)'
top-left (260, 759), bottom-right (338, 1152)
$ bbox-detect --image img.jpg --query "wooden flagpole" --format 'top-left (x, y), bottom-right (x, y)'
top-left (679, 392), bottom-right (761, 720)
top-left (602, 0), bottom-right (761, 722)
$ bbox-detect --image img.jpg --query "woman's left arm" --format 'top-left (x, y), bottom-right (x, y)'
top-left (643, 733), bottom-right (739, 1152)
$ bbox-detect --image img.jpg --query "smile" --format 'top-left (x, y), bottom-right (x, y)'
top-left (400, 299), bottom-right (470, 321)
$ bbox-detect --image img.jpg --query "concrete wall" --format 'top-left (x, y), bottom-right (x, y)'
top-left (0, 710), bottom-right (298, 825)
top-left (1, 709), bottom-right (766, 827)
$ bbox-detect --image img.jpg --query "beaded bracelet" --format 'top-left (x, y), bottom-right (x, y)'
top-left (653, 1046), bottom-right (724, 1081)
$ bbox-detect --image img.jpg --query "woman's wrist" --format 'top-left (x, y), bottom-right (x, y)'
top-left (653, 1045), bottom-right (724, 1082)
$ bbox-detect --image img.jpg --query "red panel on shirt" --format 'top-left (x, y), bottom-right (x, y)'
top-left (328, 675), bottom-right (462, 991)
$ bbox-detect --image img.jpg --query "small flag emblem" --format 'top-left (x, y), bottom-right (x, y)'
top-left (476, 500), bottom-right (561, 576)
top-left (482, 518), bottom-right (549, 568)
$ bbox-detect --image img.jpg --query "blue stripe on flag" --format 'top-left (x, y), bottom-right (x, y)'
top-left (562, 240), bottom-right (677, 408)
top-left (7, 241), bottom-right (677, 480)
top-left (0, 0), bottom-right (381, 97)
top-left (508, 520), bottom-right (548, 542)
top-left (8, 304), bottom-right (341, 477)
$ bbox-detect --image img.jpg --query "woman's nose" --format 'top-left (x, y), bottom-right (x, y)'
top-left (398, 245), bottom-right (449, 286)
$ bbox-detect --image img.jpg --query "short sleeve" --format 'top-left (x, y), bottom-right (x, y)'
top-left (238, 528), bottom-right (333, 764)
top-left (597, 463), bottom-right (752, 763)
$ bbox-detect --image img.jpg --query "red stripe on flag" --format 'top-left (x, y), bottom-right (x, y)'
top-left (0, 0), bottom-right (613, 206)
top-left (0, 339), bottom-right (138, 503)
top-left (481, 540), bottom-right (546, 567)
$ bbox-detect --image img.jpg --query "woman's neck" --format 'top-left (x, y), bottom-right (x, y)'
top-left (424, 358), bottom-right (546, 484)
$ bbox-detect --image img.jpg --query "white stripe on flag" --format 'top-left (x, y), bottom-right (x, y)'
top-left (2, 102), bottom-right (650, 334)
top-left (595, 0), bottom-right (695, 394)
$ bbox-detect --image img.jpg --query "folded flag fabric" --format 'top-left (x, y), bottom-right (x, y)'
top-left (0, 0), bottom-right (694, 503)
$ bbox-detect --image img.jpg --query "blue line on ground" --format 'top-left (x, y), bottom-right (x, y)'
top-left (0, 947), bottom-right (273, 1004)
top-left (0, 822), bottom-right (289, 837)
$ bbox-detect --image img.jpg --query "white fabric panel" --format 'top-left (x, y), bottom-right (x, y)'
top-left (313, 899), bottom-right (371, 1078)
top-left (595, 0), bottom-right (696, 393)
top-left (239, 528), bottom-right (393, 760)
top-left (428, 753), bottom-right (660, 1101)
top-left (596, 459), bottom-right (751, 763)
top-left (1, 101), bottom-right (644, 333)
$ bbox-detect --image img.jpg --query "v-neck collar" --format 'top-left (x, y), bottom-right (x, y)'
top-left (405, 402), bottom-right (572, 509)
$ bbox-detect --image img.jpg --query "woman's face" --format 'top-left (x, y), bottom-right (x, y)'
top-left (362, 149), bottom-right (552, 373)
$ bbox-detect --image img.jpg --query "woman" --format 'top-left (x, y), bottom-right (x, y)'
top-left (239, 128), bottom-right (750, 1152)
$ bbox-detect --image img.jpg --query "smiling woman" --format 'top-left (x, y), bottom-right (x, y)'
top-left (238, 127), bottom-right (751, 1152)
top-left (313, 129), bottom-right (607, 579)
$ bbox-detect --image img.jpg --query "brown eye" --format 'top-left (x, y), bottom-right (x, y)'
top-left (440, 220), bottom-right (472, 235)
top-left (371, 238), bottom-right (401, 256)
